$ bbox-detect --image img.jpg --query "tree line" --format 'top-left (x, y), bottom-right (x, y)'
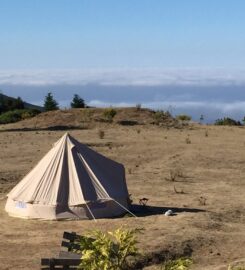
top-left (0, 92), bottom-right (86, 113)
top-left (0, 95), bottom-right (24, 114)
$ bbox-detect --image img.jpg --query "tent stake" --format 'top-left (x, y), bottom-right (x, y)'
top-left (85, 203), bottom-right (97, 222)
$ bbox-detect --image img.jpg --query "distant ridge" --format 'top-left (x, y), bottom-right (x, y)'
top-left (0, 93), bottom-right (44, 112)
top-left (0, 107), bottom-right (184, 131)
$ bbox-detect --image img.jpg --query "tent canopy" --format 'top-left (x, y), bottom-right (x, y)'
top-left (5, 133), bottom-right (129, 220)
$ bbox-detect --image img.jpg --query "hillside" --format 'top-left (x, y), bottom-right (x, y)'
top-left (0, 107), bottom-right (183, 131)
top-left (0, 93), bottom-right (43, 112)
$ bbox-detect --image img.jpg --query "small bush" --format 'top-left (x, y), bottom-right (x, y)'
top-left (185, 137), bottom-right (191, 144)
top-left (198, 196), bottom-right (207, 206)
top-left (0, 109), bottom-right (40, 124)
top-left (103, 108), bottom-right (117, 122)
top-left (153, 110), bottom-right (172, 125)
top-left (215, 117), bottom-right (241, 126)
top-left (74, 228), bottom-right (141, 270)
top-left (98, 130), bottom-right (105, 139)
top-left (176, 114), bottom-right (192, 121)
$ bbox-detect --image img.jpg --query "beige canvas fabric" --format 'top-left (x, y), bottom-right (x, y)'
top-left (5, 133), bottom-right (129, 220)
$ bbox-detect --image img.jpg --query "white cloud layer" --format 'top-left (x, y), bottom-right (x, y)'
top-left (1, 68), bottom-right (245, 86)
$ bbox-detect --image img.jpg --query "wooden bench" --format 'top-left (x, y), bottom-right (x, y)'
top-left (60, 231), bottom-right (81, 254)
top-left (41, 231), bottom-right (95, 269)
top-left (41, 258), bottom-right (81, 270)
top-left (41, 232), bottom-right (81, 269)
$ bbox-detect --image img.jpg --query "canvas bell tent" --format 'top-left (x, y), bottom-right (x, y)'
top-left (5, 133), bottom-right (131, 220)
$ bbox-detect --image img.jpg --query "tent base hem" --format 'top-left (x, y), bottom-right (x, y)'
top-left (5, 198), bottom-right (129, 220)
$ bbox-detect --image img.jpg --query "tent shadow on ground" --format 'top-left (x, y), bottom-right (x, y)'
top-left (129, 204), bottom-right (206, 217)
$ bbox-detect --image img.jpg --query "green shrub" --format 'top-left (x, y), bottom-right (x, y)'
top-left (103, 108), bottom-right (117, 122)
top-left (214, 117), bottom-right (241, 126)
top-left (161, 258), bottom-right (193, 270)
top-left (0, 109), bottom-right (40, 124)
top-left (176, 114), bottom-right (192, 121)
top-left (153, 110), bottom-right (172, 125)
top-left (74, 228), bottom-right (141, 270)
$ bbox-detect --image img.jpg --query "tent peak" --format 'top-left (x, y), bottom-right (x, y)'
top-left (63, 132), bottom-right (72, 139)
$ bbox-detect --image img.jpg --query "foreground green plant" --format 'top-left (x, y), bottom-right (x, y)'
top-left (161, 258), bottom-right (193, 270)
top-left (75, 227), bottom-right (141, 270)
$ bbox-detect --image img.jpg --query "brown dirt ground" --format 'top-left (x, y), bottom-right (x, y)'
top-left (0, 119), bottom-right (245, 269)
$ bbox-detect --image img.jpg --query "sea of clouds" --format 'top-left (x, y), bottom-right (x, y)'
top-left (0, 68), bottom-right (245, 123)
top-left (0, 68), bottom-right (245, 86)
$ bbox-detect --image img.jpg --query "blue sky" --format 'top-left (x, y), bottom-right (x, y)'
top-left (1, 1), bottom-right (245, 122)
top-left (1, 0), bottom-right (245, 69)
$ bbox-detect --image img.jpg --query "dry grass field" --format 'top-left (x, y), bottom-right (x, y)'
top-left (0, 109), bottom-right (245, 269)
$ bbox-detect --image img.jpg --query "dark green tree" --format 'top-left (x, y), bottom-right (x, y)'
top-left (44, 92), bottom-right (59, 111)
top-left (215, 117), bottom-right (241, 126)
top-left (70, 94), bottom-right (85, 108)
top-left (15, 97), bottom-right (24, 109)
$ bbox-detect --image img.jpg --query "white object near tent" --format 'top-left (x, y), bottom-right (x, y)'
top-left (5, 133), bottom-right (131, 220)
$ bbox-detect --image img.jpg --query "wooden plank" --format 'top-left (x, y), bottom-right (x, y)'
top-left (61, 241), bottom-right (80, 251)
top-left (63, 231), bottom-right (79, 241)
top-left (59, 251), bottom-right (81, 259)
top-left (41, 258), bottom-right (81, 266)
